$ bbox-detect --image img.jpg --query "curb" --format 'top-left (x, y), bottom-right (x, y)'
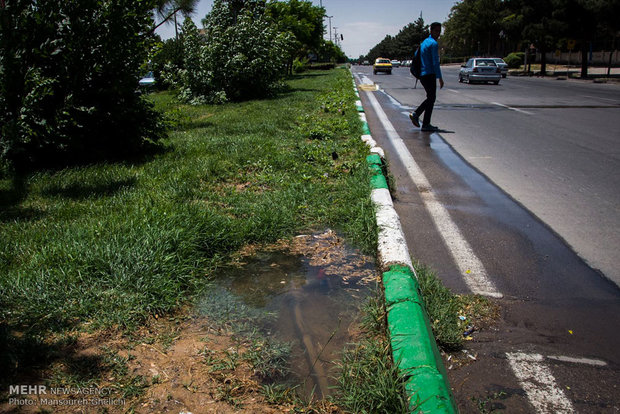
top-left (350, 72), bottom-right (457, 413)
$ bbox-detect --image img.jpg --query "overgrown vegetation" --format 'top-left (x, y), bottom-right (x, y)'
top-left (335, 292), bottom-right (410, 413)
top-left (0, 68), bottom-right (376, 384)
top-left (415, 263), bottom-right (500, 351)
top-left (177, 1), bottom-right (293, 103)
top-left (0, 0), bottom-right (165, 173)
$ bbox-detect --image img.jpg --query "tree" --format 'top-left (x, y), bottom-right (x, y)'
top-left (152, 0), bottom-right (198, 33)
top-left (516, 0), bottom-right (555, 74)
top-left (178, 0), bottom-right (293, 103)
top-left (266, 0), bottom-right (324, 64)
top-left (552, 0), bottom-right (614, 77)
top-left (364, 16), bottom-right (426, 62)
top-left (318, 40), bottom-right (347, 63)
top-left (0, 0), bottom-right (165, 173)
top-left (442, 0), bottom-right (504, 57)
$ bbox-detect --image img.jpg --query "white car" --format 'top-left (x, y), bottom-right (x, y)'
top-left (459, 58), bottom-right (501, 85)
top-left (390, 60), bottom-right (401, 67)
top-left (139, 71), bottom-right (156, 87)
top-left (491, 58), bottom-right (508, 78)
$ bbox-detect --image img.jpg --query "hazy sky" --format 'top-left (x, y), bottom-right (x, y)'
top-left (155, 0), bottom-right (457, 58)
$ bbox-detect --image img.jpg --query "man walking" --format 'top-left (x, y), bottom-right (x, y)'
top-left (410, 22), bottom-right (444, 132)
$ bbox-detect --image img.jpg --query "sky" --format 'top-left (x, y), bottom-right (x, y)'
top-left (155, 0), bottom-right (457, 58)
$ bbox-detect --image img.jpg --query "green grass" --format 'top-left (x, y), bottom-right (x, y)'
top-left (0, 69), bottom-right (377, 378)
top-left (415, 262), bottom-right (499, 351)
top-left (334, 292), bottom-right (410, 413)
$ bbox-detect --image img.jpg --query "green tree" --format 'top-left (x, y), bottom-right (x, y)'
top-left (517, 0), bottom-right (555, 74)
top-left (152, 0), bottom-right (199, 33)
top-left (442, 0), bottom-right (505, 57)
top-left (266, 0), bottom-right (325, 66)
top-left (318, 40), bottom-right (347, 63)
top-left (0, 0), bottom-right (164, 173)
top-left (552, 0), bottom-right (616, 77)
top-left (179, 0), bottom-right (293, 103)
top-left (365, 16), bottom-right (426, 62)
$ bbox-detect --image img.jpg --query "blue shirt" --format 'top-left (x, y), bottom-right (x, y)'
top-left (420, 35), bottom-right (442, 79)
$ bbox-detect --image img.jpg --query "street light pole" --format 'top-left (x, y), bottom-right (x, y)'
top-left (327, 16), bottom-right (333, 43)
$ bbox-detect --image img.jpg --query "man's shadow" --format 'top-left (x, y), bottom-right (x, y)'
top-left (416, 128), bottom-right (454, 146)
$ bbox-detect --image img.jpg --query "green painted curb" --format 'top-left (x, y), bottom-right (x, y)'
top-left (383, 266), bottom-right (457, 413)
top-left (356, 105), bottom-right (364, 112)
top-left (366, 153), bottom-right (382, 166)
top-left (368, 164), bottom-right (383, 176)
top-left (362, 122), bottom-right (371, 135)
top-left (370, 174), bottom-right (388, 189)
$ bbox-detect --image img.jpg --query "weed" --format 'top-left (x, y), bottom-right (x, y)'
top-left (472, 391), bottom-right (508, 413)
top-left (334, 293), bottom-right (409, 413)
top-left (260, 383), bottom-right (299, 405)
top-left (415, 263), bottom-right (500, 351)
top-left (203, 347), bottom-right (241, 372)
top-left (214, 377), bottom-right (246, 408)
top-left (244, 338), bottom-right (291, 381)
top-left (360, 292), bottom-right (387, 336)
top-left (415, 263), bottom-right (464, 350)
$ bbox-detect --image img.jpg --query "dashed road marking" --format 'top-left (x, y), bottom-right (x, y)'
top-left (492, 101), bottom-right (534, 115)
top-left (365, 91), bottom-right (502, 298)
top-left (581, 95), bottom-right (618, 103)
top-left (547, 355), bottom-right (607, 366)
top-left (507, 352), bottom-right (574, 413)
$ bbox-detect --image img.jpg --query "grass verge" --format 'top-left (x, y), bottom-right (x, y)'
top-left (0, 68), bottom-right (376, 386)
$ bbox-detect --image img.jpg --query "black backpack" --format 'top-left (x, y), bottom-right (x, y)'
top-left (410, 47), bottom-right (422, 78)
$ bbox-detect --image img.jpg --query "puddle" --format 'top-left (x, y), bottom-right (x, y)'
top-left (197, 230), bottom-right (377, 398)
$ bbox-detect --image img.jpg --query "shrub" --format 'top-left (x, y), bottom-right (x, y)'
top-left (0, 0), bottom-right (165, 173)
top-left (178, 0), bottom-right (294, 104)
top-left (504, 52), bottom-right (524, 69)
top-left (292, 57), bottom-right (309, 73)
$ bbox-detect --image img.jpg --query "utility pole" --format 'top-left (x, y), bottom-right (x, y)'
top-left (333, 27), bottom-right (338, 46)
top-left (327, 16), bottom-right (333, 43)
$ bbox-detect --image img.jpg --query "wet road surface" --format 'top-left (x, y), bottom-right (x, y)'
top-left (354, 65), bottom-right (620, 413)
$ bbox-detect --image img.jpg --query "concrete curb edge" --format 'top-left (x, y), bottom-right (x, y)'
top-left (351, 71), bottom-right (458, 413)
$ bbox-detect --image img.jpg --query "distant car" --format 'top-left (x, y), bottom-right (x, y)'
top-left (402, 60), bottom-right (412, 67)
top-left (459, 58), bottom-right (501, 84)
top-left (491, 58), bottom-right (508, 78)
top-left (362, 60), bottom-right (370, 66)
top-left (391, 60), bottom-right (401, 67)
top-left (139, 71), bottom-right (156, 87)
top-left (373, 58), bottom-right (392, 75)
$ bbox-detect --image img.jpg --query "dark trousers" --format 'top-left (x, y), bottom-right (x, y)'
top-left (414, 74), bottom-right (436, 126)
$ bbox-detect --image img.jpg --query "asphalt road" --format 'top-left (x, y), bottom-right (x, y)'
top-left (374, 65), bottom-right (620, 286)
top-left (353, 65), bottom-right (620, 413)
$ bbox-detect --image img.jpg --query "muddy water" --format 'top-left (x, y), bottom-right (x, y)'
top-left (209, 232), bottom-right (376, 398)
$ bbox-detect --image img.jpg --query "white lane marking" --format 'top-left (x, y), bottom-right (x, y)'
top-left (581, 95), bottom-right (618, 103)
top-left (359, 75), bottom-right (374, 85)
top-left (547, 355), bottom-right (607, 366)
top-left (507, 352), bottom-right (574, 413)
top-left (365, 91), bottom-right (502, 298)
top-left (447, 89), bottom-right (460, 94)
top-left (492, 101), bottom-right (534, 115)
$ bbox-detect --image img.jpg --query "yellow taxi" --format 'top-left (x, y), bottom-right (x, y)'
top-left (373, 57), bottom-right (392, 75)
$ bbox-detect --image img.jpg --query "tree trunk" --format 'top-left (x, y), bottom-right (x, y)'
top-left (580, 42), bottom-right (588, 78)
top-left (540, 42), bottom-right (547, 76)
